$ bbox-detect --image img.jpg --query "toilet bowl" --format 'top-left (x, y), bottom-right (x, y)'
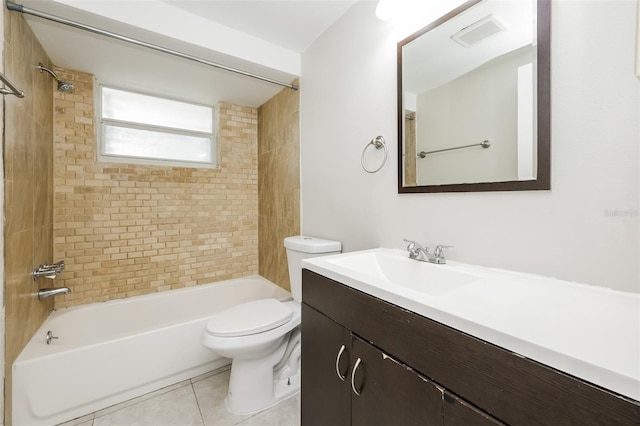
top-left (201, 236), bottom-right (341, 415)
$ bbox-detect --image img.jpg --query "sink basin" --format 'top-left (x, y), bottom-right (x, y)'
top-left (322, 249), bottom-right (483, 296)
top-left (302, 248), bottom-right (640, 402)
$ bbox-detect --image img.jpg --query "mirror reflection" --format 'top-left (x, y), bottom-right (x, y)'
top-left (399, 0), bottom-right (550, 193)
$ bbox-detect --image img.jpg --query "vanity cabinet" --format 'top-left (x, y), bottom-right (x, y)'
top-left (443, 393), bottom-right (504, 426)
top-left (301, 304), bottom-right (443, 426)
top-left (300, 303), bottom-right (350, 425)
top-left (301, 269), bottom-right (640, 426)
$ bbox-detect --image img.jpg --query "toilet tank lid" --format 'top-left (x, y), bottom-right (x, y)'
top-left (205, 298), bottom-right (293, 337)
top-left (284, 236), bottom-right (342, 253)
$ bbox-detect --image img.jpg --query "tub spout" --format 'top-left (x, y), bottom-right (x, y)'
top-left (37, 287), bottom-right (70, 300)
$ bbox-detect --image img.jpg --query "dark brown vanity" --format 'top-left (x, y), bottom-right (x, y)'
top-left (301, 269), bottom-right (640, 425)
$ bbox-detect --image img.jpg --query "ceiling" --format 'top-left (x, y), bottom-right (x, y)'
top-left (18, 0), bottom-right (358, 107)
top-left (164, 0), bottom-right (358, 53)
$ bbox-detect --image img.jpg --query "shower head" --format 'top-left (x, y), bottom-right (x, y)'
top-left (56, 80), bottom-right (74, 92)
top-left (37, 63), bottom-right (74, 92)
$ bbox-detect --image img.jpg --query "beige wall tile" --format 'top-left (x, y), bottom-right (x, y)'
top-left (3, 13), bottom-right (54, 424)
top-left (52, 69), bottom-right (259, 308)
top-left (257, 81), bottom-right (300, 291)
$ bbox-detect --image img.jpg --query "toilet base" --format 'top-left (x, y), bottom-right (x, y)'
top-left (224, 376), bottom-right (300, 416)
top-left (224, 331), bottom-right (301, 415)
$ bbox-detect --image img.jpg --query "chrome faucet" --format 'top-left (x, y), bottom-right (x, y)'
top-left (37, 287), bottom-right (71, 300)
top-left (33, 260), bottom-right (65, 281)
top-left (403, 239), bottom-right (452, 264)
top-left (45, 330), bottom-right (59, 344)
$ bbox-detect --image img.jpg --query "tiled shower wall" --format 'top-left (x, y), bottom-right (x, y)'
top-left (3, 13), bottom-right (55, 424)
top-left (53, 68), bottom-right (259, 308)
top-left (257, 82), bottom-right (300, 291)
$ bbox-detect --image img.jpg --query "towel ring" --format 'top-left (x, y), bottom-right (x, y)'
top-left (361, 136), bottom-right (387, 173)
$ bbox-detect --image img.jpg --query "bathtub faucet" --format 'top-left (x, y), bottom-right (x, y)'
top-left (33, 260), bottom-right (65, 281)
top-left (37, 287), bottom-right (71, 300)
top-left (45, 331), bottom-right (58, 344)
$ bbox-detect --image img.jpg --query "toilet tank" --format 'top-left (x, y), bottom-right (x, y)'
top-left (284, 236), bottom-right (341, 302)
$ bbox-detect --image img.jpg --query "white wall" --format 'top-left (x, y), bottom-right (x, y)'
top-left (300, 0), bottom-right (640, 293)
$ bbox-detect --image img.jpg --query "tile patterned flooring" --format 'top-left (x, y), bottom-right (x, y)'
top-left (58, 367), bottom-right (300, 426)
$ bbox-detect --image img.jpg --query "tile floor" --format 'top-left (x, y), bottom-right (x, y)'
top-left (58, 367), bottom-right (300, 426)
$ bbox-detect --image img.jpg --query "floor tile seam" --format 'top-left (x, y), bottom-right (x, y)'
top-left (92, 380), bottom-right (193, 420)
top-left (55, 412), bottom-right (96, 426)
top-left (190, 364), bottom-right (231, 385)
top-left (190, 380), bottom-right (207, 426)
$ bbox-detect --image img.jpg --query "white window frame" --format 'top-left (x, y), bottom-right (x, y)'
top-left (96, 84), bottom-right (217, 169)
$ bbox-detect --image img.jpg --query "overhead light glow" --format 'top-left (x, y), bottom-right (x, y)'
top-left (375, 0), bottom-right (398, 22)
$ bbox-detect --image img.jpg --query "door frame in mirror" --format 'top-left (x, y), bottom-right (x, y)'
top-left (397, 0), bottom-right (550, 193)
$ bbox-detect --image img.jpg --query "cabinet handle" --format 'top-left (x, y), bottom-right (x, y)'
top-left (335, 344), bottom-right (347, 381)
top-left (351, 358), bottom-right (363, 396)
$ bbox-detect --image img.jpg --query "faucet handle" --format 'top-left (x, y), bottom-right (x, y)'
top-left (433, 245), bottom-right (453, 258)
top-left (403, 239), bottom-right (427, 250)
top-left (403, 238), bottom-right (415, 246)
top-left (403, 238), bottom-right (426, 256)
top-left (404, 239), bottom-right (430, 260)
top-left (53, 260), bottom-right (65, 271)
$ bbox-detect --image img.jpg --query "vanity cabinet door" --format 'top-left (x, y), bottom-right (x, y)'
top-left (301, 303), bottom-right (351, 426)
top-left (443, 392), bottom-right (505, 426)
top-left (351, 336), bottom-right (444, 426)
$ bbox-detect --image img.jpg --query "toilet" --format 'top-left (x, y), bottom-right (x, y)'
top-left (201, 235), bottom-right (341, 415)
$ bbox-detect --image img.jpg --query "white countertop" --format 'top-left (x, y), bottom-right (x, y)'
top-left (302, 248), bottom-right (640, 401)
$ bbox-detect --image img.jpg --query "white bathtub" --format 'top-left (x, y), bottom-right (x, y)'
top-left (13, 275), bottom-right (291, 426)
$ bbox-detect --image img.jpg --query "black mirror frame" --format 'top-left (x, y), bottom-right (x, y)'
top-left (397, 0), bottom-right (550, 193)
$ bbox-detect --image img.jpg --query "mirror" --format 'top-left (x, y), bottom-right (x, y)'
top-left (398, 0), bottom-right (550, 193)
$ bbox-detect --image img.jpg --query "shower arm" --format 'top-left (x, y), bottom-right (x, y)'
top-left (6, 1), bottom-right (299, 91)
top-left (38, 64), bottom-right (59, 80)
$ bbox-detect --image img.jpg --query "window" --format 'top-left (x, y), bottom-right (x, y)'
top-left (98, 86), bottom-right (216, 168)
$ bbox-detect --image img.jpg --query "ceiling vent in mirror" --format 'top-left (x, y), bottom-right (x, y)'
top-left (451, 15), bottom-right (507, 48)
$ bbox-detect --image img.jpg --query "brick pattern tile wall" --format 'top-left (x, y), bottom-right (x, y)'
top-left (53, 68), bottom-right (258, 308)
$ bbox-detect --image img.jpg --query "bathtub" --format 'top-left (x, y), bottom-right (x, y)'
top-left (12, 275), bottom-right (291, 426)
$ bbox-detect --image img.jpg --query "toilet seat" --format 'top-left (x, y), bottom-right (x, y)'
top-left (205, 298), bottom-right (293, 337)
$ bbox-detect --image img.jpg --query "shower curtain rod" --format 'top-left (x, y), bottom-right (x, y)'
top-left (0, 71), bottom-right (25, 97)
top-left (6, 1), bottom-right (299, 91)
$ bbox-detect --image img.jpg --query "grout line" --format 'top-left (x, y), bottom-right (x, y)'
top-left (190, 364), bottom-right (231, 384)
top-left (54, 412), bottom-right (95, 426)
top-left (191, 381), bottom-right (207, 426)
top-left (93, 380), bottom-right (192, 419)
